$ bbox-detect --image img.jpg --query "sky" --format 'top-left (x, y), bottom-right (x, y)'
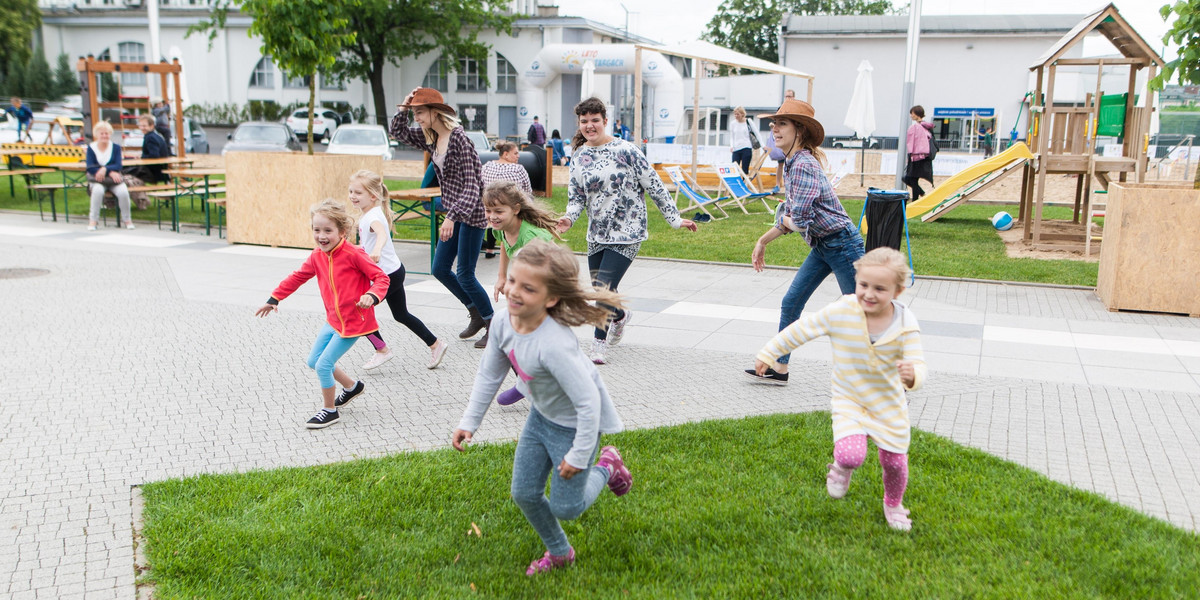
top-left (551, 0), bottom-right (1174, 58)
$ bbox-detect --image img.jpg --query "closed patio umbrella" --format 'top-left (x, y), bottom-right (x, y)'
top-left (843, 60), bottom-right (876, 186)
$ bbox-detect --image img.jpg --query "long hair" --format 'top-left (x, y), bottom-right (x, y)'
top-left (420, 107), bottom-right (462, 145)
top-left (853, 247), bottom-right (912, 289)
top-left (310, 198), bottom-right (356, 238)
top-left (513, 239), bottom-right (623, 328)
top-left (571, 97), bottom-right (607, 151)
top-left (482, 180), bottom-right (562, 240)
top-left (781, 117), bottom-right (826, 167)
top-left (348, 169), bottom-right (392, 229)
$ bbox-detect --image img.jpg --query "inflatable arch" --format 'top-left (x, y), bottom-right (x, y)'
top-left (517, 44), bottom-right (683, 140)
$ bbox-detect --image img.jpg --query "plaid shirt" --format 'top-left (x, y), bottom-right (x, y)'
top-left (784, 150), bottom-right (854, 247)
top-left (389, 111), bottom-right (486, 229)
top-left (480, 161), bottom-right (532, 197)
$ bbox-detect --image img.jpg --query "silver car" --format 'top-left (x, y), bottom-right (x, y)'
top-left (223, 122), bottom-right (303, 155)
top-left (325, 124), bottom-right (394, 161)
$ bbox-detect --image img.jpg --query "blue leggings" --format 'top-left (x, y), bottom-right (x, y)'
top-left (306, 323), bottom-right (359, 388)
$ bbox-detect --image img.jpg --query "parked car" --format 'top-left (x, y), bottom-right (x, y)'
top-left (464, 130), bottom-right (491, 153)
top-left (325, 124), bottom-right (395, 161)
top-left (285, 108), bottom-right (350, 142)
top-left (831, 136), bottom-right (880, 149)
top-left (122, 117), bottom-right (210, 154)
top-left (222, 121), bottom-right (302, 155)
top-left (0, 111), bottom-right (83, 145)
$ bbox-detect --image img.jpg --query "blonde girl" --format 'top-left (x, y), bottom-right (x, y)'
top-left (347, 170), bottom-right (448, 370)
top-left (753, 247), bottom-right (926, 530)
top-left (256, 199), bottom-right (391, 429)
top-left (452, 239), bottom-right (633, 576)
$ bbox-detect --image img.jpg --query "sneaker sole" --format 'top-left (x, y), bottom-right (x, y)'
top-left (743, 371), bottom-right (788, 386)
top-left (306, 418), bottom-right (339, 429)
top-left (428, 344), bottom-right (448, 369)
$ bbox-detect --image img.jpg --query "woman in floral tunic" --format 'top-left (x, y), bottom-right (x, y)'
top-left (557, 97), bottom-right (697, 364)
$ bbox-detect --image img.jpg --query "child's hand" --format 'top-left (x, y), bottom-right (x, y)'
top-left (369, 251), bottom-right (381, 263)
top-left (493, 278), bottom-right (506, 301)
top-left (897, 360), bottom-right (915, 388)
top-left (557, 459), bottom-right (581, 480)
top-left (754, 359), bottom-right (771, 376)
top-left (356, 294), bottom-right (375, 309)
top-left (452, 429), bottom-right (473, 451)
top-left (254, 304), bottom-right (276, 318)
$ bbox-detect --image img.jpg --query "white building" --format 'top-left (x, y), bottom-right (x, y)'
top-left (35, 0), bottom-right (672, 139)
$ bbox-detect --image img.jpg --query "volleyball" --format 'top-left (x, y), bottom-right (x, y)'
top-left (991, 211), bottom-right (1014, 231)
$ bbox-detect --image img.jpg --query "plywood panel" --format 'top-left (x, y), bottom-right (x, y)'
top-left (225, 153), bottom-right (383, 248)
top-left (1097, 183), bottom-right (1200, 315)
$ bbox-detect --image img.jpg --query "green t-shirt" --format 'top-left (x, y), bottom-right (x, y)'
top-left (499, 220), bottom-right (554, 257)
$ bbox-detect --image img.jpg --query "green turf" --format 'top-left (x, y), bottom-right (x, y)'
top-left (140, 413), bottom-right (1199, 599)
top-left (0, 172), bottom-right (223, 229)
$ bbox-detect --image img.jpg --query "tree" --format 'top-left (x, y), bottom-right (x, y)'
top-left (54, 53), bottom-right (78, 99)
top-left (25, 50), bottom-right (52, 101)
top-left (193, 0), bottom-right (358, 154)
top-left (704, 0), bottom-right (895, 65)
top-left (5, 55), bottom-right (27, 97)
top-left (1150, 1), bottom-right (1200, 187)
top-left (0, 0), bottom-right (40, 79)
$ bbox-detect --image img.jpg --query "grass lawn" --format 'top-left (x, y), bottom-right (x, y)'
top-left (0, 173), bottom-right (221, 229)
top-left (140, 413), bottom-right (1198, 598)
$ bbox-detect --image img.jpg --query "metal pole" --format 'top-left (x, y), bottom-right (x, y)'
top-left (894, 0), bottom-right (922, 190)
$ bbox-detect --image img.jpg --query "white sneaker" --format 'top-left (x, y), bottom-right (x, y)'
top-left (607, 309), bottom-right (632, 346)
top-left (87, 223), bottom-right (97, 232)
top-left (125, 222), bottom-right (136, 230)
top-left (589, 338), bottom-right (608, 365)
top-left (427, 340), bottom-right (448, 369)
top-left (362, 349), bottom-right (394, 370)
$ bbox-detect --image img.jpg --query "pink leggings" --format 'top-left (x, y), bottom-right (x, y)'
top-left (833, 434), bottom-right (908, 507)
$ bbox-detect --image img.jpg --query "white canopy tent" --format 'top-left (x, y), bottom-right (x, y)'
top-left (632, 40), bottom-right (815, 181)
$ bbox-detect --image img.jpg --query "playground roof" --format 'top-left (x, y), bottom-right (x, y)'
top-left (1029, 3), bottom-right (1165, 70)
top-left (635, 40), bottom-right (813, 80)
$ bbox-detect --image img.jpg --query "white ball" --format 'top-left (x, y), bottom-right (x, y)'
top-left (991, 211), bottom-right (1014, 231)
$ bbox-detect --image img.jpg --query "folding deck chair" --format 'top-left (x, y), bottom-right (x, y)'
top-left (715, 163), bottom-right (774, 214)
top-left (664, 165), bottom-right (728, 221)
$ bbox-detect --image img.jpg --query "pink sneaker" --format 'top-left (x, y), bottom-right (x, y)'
top-left (525, 547), bottom-right (575, 575)
top-left (595, 446), bottom-right (632, 496)
top-left (825, 463), bottom-right (853, 499)
top-left (883, 503), bottom-right (912, 531)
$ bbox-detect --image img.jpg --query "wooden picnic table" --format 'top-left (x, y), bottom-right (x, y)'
top-left (163, 168), bottom-right (227, 234)
top-left (389, 186), bottom-right (442, 273)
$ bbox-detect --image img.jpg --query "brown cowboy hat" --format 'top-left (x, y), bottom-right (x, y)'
top-left (401, 87), bottom-right (456, 116)
top-left (758, 99), bottom-right (824, 146)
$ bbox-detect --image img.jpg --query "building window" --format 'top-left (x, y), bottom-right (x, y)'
top-left (249, 57), bottom-right (274, 88)
top-left (457, 57), bottom-right (485, 92)
top-left (422, 56), bottom-right (449, 92)
top-left (284, 72), bottom-right (311, 89)
top-left (319, 73), bottom-right (346, 91)
top-left (459, 104), bottom-right (486, 131)
top-left (496, 53), bottom-right (516, 93)
top-left (117, 42), bottom-right (146, 86)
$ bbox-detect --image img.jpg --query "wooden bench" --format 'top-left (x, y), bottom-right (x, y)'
top-left (28, 182), bottom-right (87, 222)
top-left (1, 168), bottom-right (57, 201)
top-left (147, 186), bottom-right (227, 232)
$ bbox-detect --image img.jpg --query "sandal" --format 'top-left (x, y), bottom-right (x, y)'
top-left (883, 502), bottom-right (912, 531)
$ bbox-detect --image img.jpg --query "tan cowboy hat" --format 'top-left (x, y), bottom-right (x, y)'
top-left (759, 99), bottom-right (824, 146)
top-left (402, 87), bottom-right (456, 116)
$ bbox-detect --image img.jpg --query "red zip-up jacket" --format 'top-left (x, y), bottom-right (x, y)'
top-left (269, 239), bottom-right (390, 337)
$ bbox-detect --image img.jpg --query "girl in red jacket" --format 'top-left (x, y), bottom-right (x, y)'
top-left (256, 199), bottom-right (391, 429)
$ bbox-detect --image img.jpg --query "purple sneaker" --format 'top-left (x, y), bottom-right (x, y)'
top-left (526, 547), bottom-right (575, 575)
top-left (497, 387), bottom-right (525, 406)
top-left (595, 446), bottom-right (633, 496)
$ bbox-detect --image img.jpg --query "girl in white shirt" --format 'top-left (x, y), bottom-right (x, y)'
top-left (347, 170), bottom-right (448, 370)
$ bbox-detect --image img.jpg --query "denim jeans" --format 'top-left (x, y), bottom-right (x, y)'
top-left (731, 148), bottom-right (752, 176)
top-left (432, 221), bottom-right (493, 320)
top-left (510, 409), bottom-right (610, 556)
top-left (587, 249), bottom-right (633, 340)
top-left (777, 226), bottom-right (865, 364)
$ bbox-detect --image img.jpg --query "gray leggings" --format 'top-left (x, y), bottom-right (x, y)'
top-left (88, 180), bottom-right (132, 224)
top-left (510, 409), bottom-right (611, 556)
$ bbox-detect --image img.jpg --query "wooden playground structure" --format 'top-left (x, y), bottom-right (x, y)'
top-left (76, 56), bottom-right (187, 157)
top-left (1018, 3), bottom-right (1165, 252)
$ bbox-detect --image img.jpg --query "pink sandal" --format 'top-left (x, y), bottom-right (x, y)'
top-left (825, 463), bottom-right (853, 499)
top-left (526, 547), bottom-right (575, 575)
top-left (883, 503), bottom-right (912, 531)
top-left (596, 446), bottom-right (633, 496)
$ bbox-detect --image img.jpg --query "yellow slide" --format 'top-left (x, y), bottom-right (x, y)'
top-left (904, 142), bottom-right (1034, 220)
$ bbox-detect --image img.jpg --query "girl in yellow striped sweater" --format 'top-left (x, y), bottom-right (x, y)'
top-left (753, 248), bottom-right (926, 530)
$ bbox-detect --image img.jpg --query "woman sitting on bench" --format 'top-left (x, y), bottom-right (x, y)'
top-left (87, 121), bottom-right (135, 231)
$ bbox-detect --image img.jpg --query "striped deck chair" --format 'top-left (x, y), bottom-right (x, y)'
top-left (664, 166), bottom-right (727, 221)
top-left (715, 163), bottom-right (774, 214)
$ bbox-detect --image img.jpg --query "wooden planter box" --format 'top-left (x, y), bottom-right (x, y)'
top-left (224, 152), bottom-right (383, 248)
top-left (1097, 182), bottom-right (1200, 316)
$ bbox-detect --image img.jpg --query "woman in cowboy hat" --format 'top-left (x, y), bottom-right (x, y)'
top-left (744, 99), bottom-right (865, 385)
top-left (389, 87), bottom-right (494, 349)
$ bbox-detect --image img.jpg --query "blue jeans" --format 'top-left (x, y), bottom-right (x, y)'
top-left (731, 148), bottom-right (752, 175)
top-left (432, 221), bottom-right (493, 320)
top-left (587, 249), bottom-right (633, 340)
top-left (777, 226), bottom-right (865, 365)
top-left (510, 409), bottom-right (610, 556)
top-left (306, 323), bottom-right (359, 388)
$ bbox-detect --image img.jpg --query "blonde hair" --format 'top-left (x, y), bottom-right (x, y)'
top-left (349, 169), bottom-right (393, 227)
top-left (419, 107), bottom-right (462, 145)
top-left (482, 181), bottom-right (562, 240)
top-left (310, 198), bottom-right (356, 237)
top-left (732, 106), bottom-right (746, 118)
top-left (92, 121), bottom-right (113, 137)
top-left (853, 247), bottom-right (912, 289)
top-left (513, 239), bottom-right (623, 328)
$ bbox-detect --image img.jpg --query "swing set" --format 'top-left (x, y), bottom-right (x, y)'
top-left (76, 55), bottom-right (187, 157)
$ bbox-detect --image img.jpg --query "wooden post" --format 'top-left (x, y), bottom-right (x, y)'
top-left (633, 47), bottom-right (643, 144)
top-left (1123, 65), bottom-right (1138, 159)
top-left (543, 144), bottom-right (553, 198)
top-left (1033, 63), bottom-right (1056, 244)
top-left (806, 77), bottom-right (813, 103)
top-left (691, 58), bottom-right (702, 184)
top-left (1139, 64), bottom-right (1156, 182)
top-left (87, 60), bottom-right (99, 139)
top-left (1018, 161), bottom-right (1031, 231)
top-left (172, 60), bottom-right (185, 157)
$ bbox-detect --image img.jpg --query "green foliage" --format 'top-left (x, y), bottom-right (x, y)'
top-left (53, 53), bottom-right (78, 98)
top-left (4, 54), bottom-right (26, 97)
top-left (704, 0), bottom-right (895, 66)
top-left (97, 72), bottom-right (119, 102)
top-left (23, 50), bottom-right (52, 101)
top-left (0, 0), bottom-right (40, 78)
top-left (1153, 0), bottom-right (1200, 90)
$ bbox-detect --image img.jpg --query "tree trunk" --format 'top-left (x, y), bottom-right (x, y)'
top-left (306, 78), bottom-right (316, 155)
top-left (369, 55), bottom-right (388, 126)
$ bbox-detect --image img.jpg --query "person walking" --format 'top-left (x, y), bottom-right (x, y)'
top-left (902, 105), bottom-right (936, 201)
top-left (527, 116), bottom-right (547, 147)
top-left (728, 106), bottom-right (758, 175)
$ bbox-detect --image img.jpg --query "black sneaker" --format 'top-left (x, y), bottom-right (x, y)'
top-left (744, 367), bottom-right (789, 386)
top-left (334, 381), bottom-right (364, 408)
top-left (306, 409), bottom-right (340, 429)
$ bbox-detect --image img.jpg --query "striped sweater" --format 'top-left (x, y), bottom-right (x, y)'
top-left (756, 295), bottom-right (926, 453)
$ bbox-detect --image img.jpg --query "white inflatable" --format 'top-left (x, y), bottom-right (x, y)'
top-left (516, 44), bottom-right (683, 141)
